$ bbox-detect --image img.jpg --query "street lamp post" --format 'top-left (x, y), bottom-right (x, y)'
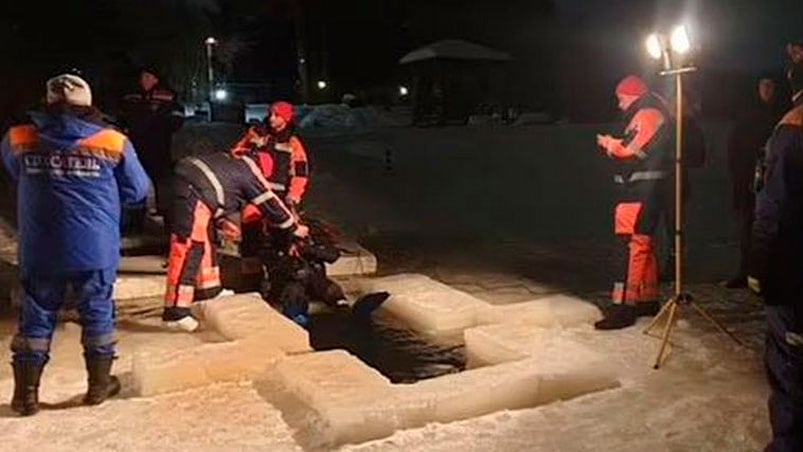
top-left (205, 37), bottom-right (217, 103)
top-left (641, 25), bottom-right (743, 369)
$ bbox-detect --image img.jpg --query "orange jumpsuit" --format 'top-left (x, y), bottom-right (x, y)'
top-left (606, 93), bottom-right (673, 305)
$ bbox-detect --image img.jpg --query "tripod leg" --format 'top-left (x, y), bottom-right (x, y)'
top-left (643, 298), bottom-right (675, 335)
top-left (653, 301), bottom-right (680, 369)
top-left (689, 301), bottom-right (745, 347)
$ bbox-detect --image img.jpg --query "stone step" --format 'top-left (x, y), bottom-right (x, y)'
top-left (9, 273), bottom-right (166, 311)
top-left (118, 255), bottom-right (166, 274)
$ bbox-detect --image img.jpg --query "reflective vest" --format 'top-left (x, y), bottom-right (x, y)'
top-left (613, 94), bottom-right (674, 197)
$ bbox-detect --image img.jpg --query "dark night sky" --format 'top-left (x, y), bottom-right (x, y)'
top-left (554, 0), bottom-right (802, 73)
top-left (1, 0), bottom-right (802, 122)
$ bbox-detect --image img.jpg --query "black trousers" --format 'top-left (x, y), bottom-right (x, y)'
top-left (765, 302), bottom-right (803, 452)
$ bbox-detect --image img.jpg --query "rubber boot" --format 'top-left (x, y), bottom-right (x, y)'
top-left (352, 292), bottom-right (391, 319)
top-left (83, 356), bottom-right (121, 406)
top-left (594, 304), bottom-right (638, 330)
top-left (724, 275), bottom-right (748, 289)
top-left (635, 300), bottom-right (661, 317)
top-left (11, 361), bottom-right (44, 416)
top-left (162, 307), bottom-right (199, 332)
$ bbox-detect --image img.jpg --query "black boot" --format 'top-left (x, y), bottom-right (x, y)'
top-left (635, 300), bottom-right (661, 317)
top-left (11, 361), bottom-right (45, 416)
top-left (723, 276), bottom-right (748, 289)
top-left (595, 304), bottom-right (638, 330)
top-left (83, 356), bottom-right (121, 406)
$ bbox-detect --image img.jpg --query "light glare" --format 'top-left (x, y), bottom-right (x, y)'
top-left (670, 25), bottom-right (690, 54)
top-left (214, 89), bottom-right (227, 101)
top-left (317, 80), bottom-right (328, 90)
top-left (646, 34), bottom-right (663, 60)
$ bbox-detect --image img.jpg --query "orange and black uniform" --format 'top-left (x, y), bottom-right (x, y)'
top-left (607, 93), bottom-right (673, 306)
top-left (163, 153), bottom-right (297, 321)
top-left (230, 124), bottom-right (310, 277)
top-left (230, 124), bottom-right (310, 205)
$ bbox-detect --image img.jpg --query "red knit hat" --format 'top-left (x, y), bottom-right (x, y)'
top-left (270, 101), bottom-right (294, 123)
top-left (616, 75), bottom-right (648, 97)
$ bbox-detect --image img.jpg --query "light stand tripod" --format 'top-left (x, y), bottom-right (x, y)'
top-left (642, 63), bottom-right (744, 369)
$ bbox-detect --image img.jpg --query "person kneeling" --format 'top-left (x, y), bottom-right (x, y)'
top-left (162, 152), bottom-right (307, 331)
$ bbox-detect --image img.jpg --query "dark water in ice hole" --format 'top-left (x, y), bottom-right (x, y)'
top-left (306, 307), bottom-right (466, 384)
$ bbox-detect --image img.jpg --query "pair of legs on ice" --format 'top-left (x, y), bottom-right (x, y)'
top-left (596, 197), bottom-right (663, 330)
top-left (10, 269), bottom-right (121, 416)
top-left (162, 183), bottom-right (226, 331)
top-left (765, 303), bottom-right (803, 451)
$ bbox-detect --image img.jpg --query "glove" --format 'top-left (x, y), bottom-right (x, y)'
top-left (217, 218), bottom-right (242, 242)
top-left (747, 276), bottom-right (762, 295)
top-left (293, 224), bottom-right (309, 239)
top-left (241, 204), bottom-right (263, 224)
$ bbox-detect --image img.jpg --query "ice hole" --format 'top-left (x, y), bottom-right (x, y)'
top-left (260, 275), bottom-right (618, 447)
top-left (306, 307), bottom-right (467, 383)
top-left (132, 278), bottom-right (617, 447)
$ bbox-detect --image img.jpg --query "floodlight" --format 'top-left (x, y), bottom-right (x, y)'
top-left (646, 34), bottom-right (663, 60)
top-left (670, 25), bottom-right (690, 54)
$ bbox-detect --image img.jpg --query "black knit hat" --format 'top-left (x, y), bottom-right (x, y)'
top-left (138, 64), bottom-right (161, 80)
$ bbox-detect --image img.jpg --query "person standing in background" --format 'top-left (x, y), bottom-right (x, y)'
top-left (725, 77), bottom-right (784, 288)
top-left (118, 66), bottom-right (184, 239)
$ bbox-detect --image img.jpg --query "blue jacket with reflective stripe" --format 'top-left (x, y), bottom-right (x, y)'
top-left (750, 101), bottom-right (803, 302)
top-left (1, 111), bottom-right (150, 274)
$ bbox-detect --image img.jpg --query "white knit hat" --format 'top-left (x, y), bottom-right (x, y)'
top-left (46, 74), bottom-right (92, 107)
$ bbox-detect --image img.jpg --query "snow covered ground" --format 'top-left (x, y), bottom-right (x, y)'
top-left (0, 293), bottom-right (770, 451)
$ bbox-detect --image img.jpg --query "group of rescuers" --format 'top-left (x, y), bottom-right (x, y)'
top-left (2, 56), bottom-right (802, 451)
top-left (1, 70), bottom-right (311, 416)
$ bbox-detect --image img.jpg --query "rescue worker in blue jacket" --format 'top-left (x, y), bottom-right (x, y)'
top-left (1, 74), bottom-right (150, 416)
top-left (595, 75), bottom-right (673, 330)
top-left (749, 59), bottom-right (803, 452)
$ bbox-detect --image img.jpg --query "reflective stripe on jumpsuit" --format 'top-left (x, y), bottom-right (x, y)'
top-left (163, 182), bottom-right (222, 319)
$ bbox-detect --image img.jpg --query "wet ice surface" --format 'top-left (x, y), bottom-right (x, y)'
top-left (307, 309), bottom-right (466, 384)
